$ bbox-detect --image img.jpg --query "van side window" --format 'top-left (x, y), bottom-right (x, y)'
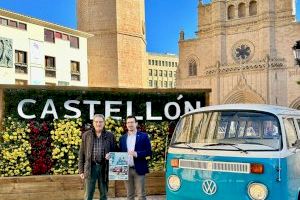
top-left (283, 118), bottom-right (298, 148)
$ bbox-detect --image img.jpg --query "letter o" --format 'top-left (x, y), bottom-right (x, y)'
top-left (164, 102), bottom-right (180, 120)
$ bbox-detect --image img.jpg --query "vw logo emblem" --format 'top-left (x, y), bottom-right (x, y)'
top-left (202, 179), bottom-right (217, 195)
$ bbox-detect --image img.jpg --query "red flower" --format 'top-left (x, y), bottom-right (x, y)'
top-left (29, 121), bottom-right (52, 175)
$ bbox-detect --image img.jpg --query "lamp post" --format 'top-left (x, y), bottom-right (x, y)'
top-left (292, 41), bottom-right (300, 66)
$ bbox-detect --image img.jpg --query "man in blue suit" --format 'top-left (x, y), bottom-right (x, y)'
top-left (119, 116), bottom-right (152, 200)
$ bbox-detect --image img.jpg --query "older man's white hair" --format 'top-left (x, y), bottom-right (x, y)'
top-left (93, 114), bottom-right (105, 121)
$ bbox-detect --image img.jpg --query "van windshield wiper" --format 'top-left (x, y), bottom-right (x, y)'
top-left (242, 141), bottom-right (276, 150)
top-left (203, 143), bottom-right (248, 154)
top-left (171, 142), bottom-right (198, 151)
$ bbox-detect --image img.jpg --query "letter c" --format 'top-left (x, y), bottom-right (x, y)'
top-left (18, 99), bottom-right (36, 119)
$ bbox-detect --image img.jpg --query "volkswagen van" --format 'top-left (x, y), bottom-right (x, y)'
top-left (166, 104), bottom-right (300, 200)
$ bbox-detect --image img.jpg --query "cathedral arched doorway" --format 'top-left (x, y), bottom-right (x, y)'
top-left (289, 98), bottom-right (300, 110)
top-left (223, 90), bottom-right (265, 104)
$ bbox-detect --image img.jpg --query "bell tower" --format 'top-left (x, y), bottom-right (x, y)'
top-left (77, 0), bottom-right (147, 88)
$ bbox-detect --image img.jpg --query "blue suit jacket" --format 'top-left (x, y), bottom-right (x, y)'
top-left (119, 131), bottom-right (152, 175)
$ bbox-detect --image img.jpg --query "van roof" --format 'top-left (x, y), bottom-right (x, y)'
top-left (186, 104), bottom-right (300, 116)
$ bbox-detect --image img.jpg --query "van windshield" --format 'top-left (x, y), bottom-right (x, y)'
top-left (171, 111), bottom-right (281, 151)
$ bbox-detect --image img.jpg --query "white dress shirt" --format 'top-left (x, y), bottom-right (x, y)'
top-left (127, 132), bottom-right (136, 167)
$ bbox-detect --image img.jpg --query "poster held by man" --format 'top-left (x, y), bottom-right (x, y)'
top-left (109, 152), bottom-right (129, 180)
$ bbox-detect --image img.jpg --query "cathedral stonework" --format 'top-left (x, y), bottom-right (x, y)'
top-left (177, 0), bottom-right (300, 109)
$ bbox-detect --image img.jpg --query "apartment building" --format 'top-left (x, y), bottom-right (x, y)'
top-left (0, 8), bottom-right (92, 86)
top-left (147, 53), bottom-right (178, 88)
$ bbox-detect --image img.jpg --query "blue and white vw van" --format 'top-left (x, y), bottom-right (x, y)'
top-left (166, 104), bottom-right (300, 200)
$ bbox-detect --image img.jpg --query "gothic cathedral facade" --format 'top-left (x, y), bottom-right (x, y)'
top-left (177, 0), bottom-right (300, 109)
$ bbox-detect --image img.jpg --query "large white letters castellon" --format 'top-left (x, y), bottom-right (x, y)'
top-left (17, 98), bottom-right (201, 121)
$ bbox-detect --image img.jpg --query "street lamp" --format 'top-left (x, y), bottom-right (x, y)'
top-left (292, 41), bottom-right (300, 66)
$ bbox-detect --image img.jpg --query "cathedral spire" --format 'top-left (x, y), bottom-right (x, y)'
top-left (179, 30), bottom-right (185, 41)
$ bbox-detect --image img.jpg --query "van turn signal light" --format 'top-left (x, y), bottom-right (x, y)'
top-left (171, 159), bottom-right (179, 168)
top-left (250, 163), bottom-right (264, 174)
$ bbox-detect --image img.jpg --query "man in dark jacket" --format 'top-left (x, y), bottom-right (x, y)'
top-left (119, 116), bottom-right (152, 200)
top-left (78, 114), bottom-right (117, 200)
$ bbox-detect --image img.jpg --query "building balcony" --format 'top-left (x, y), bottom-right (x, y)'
top-left (45, 66), bottom-right (56, 71)
top-left (15, 63), bottom-right (28, 74)
top-left (71, 73), bottom-right (80, 81)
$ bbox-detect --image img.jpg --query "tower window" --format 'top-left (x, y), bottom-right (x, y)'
top-left (238, 3), bottom-right (246, 18)
top-left (249, 1), bottom-right (257, 16)
top-left (188, 60), bottom-right (197, 76)
top-left (228, 5), bottom-right (235, 20)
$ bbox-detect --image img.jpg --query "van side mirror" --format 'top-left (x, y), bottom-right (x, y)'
top-left (292, 140), bottom-right (300, 149)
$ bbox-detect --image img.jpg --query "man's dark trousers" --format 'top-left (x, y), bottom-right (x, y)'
top-left (85, 164), bottom-right (108, 200)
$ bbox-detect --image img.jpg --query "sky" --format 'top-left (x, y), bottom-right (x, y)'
top-left (0, 0), bottom-right (299, 54)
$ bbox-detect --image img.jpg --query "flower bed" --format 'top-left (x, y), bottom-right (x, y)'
top-left (0, 117), bottom-right (31, 176)
top-left (0, 117), bottom-right (172, 177)
top-left (51, 118), bottom-right (82, 175)
top-left (28, 121), bottom-right (52, 175)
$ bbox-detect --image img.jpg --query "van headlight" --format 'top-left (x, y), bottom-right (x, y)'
top-left (248, 183), bottom-right (268, 200)
top-left (168, 175), bottom-right (181, 191)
